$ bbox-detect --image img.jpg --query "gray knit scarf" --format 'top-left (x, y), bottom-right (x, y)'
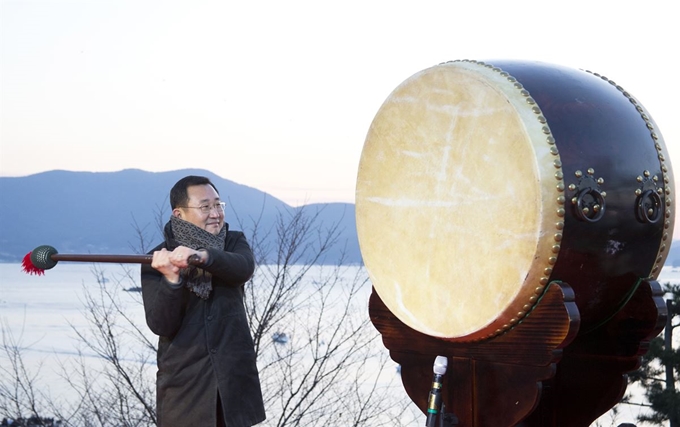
top-left (166, 216), bottom-right (227, 299)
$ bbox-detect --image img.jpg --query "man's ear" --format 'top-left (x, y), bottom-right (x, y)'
top-left (172, 209), bottom-right (182, 219)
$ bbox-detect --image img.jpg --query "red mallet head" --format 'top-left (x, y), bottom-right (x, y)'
top-left (21, 245), bottom-right (59, 275)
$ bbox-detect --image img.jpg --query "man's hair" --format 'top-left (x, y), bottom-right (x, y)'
top-left (170, 175), bottom-right (220, 209)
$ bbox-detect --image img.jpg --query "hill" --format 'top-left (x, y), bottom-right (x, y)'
top-left (666, 242), bottom-right (680, 268)
top-left (1, 169), bottom-right (679, 269)
top-left (0, 169), bottom-right (360, 264)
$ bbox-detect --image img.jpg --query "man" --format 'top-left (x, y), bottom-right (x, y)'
top-left (141, 175), bottom-right (266, 427)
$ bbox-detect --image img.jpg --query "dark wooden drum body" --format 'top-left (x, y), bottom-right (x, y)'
top-left (356, 60), bottom-right (674, 341)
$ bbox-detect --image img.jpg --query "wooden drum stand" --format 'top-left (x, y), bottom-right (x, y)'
top-left (369, 279), bottom-right (667, 426)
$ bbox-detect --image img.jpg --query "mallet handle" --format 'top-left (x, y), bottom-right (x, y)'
top-left (50, 253), bottom-right (202, 265)
top-left (51, 254), bottom-right (153, 264)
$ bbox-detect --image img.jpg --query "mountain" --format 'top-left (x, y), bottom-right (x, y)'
top-left (0, 169), bottom-right (360, 264)
top-left (1, 169), bottom-right (679, 269)
top-left (666, 242), bottom-right (680, 268)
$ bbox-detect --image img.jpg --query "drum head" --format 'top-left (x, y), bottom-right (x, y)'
top-left (356, 62), bottom-right (564, 341)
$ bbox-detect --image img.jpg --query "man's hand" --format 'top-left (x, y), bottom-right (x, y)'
top-left (151, 247), bottom-right (208, 285)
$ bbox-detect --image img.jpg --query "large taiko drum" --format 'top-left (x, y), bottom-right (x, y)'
top-left (356, 60), bottom-right (675, 342)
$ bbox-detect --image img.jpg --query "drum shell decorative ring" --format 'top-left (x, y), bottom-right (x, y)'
top-left (355, 60), bottom-right (674, 342)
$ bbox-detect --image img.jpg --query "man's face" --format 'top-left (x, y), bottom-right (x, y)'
top-left (173, 184), bottom-right (225, 235)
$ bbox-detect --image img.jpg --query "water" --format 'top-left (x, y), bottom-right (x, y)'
top-left (1, 263), bottom-right (678, 425)
top-left (0, 263), bottom-right (146, 354)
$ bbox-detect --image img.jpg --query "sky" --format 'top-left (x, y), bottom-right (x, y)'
top-left (1, 0), bottom-right (678, 210)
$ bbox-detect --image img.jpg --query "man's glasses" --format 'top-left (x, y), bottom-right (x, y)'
top-left (181, 202), bottom-right (226, 214)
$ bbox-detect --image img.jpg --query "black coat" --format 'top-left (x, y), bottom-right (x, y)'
top-left (141, 228), bottom-right (266, 427)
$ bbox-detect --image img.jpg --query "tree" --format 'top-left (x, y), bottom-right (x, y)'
top-left (0, 319), bottom-right (52, 425)
top-left (238, 204), bottom-right (416, 426)
top-left (623, 282), bottom-right (680, 426)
